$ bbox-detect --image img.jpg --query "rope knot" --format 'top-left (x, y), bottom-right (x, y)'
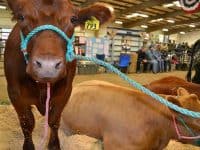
top-left (66, 39), bottom-right (75, 62)
top-left (66, 50), bottom-right (75, 62)
top-left (21, 49), bottom-right (29, 63)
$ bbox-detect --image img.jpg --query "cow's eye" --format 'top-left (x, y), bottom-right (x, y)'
top-left (71, 16), bottom-right (79, 24)
top-left (17, 14), bottom-right (25, 22)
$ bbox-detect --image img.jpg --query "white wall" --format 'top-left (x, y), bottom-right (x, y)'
top-left (169, 30), bottom-right (200, 46)
top-left (177, 30), bottom-right (200, 46)
top-left (169, 34), bottom-right (180, 43)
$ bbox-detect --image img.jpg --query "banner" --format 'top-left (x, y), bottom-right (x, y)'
top-left (180, 0), bottom-right (200, 13)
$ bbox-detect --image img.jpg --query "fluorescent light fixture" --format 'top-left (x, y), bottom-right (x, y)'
top-left (126, 13), bottom-right (138, 18)
top-left (115, 21), bottom-right (123, 24)
top-left (163, 1), bottom-right (181, 8)
top-left (162, 28), bottom-right (169, 32)
top-left (150, 20), bottom-right (157, 23)
top-left (189, 24), bottom-right (195, 28)
top-left (150, 18), bottom-right (163, 23)
top-left (131, 13), bottom-right (140, 17)
top-left (180, 31), bottom-right (186, 34)
top-left (173, 1), bottom-right (181, 7)
top-left (139, 14), bottom-right (149, 18)
top-left (141, 25), bottom-right (148, 28)
top-left (0, 5), bottom-right (6, 9)
top-left (126, 14), bottom-right (133, 18)
top-left (167, 20), bottom-right (175, 23)
top-left (157, 18), bottom-right (163, 21)
top-left (126, 13), bottom-right (148, 18)
top-left (163, 3), bottom-right (174, 8)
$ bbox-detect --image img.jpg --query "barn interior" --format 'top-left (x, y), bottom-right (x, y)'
top-left (0, 0), bottom-right (200, 149)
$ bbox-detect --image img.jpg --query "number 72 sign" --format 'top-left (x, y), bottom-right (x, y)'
top-left (85, 17), bottom-right (100, 31)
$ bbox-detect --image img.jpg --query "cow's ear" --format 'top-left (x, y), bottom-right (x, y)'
top-left (165, 95), bottom-right (183, 117)
top-left (76, 3), bottom-right (114, 26)
top-left (166, 96), bottom-right (182, 107)
top-left (177, 87), bottom-right (189, 96)
top-left (7, 0), bottom-right (25, 13)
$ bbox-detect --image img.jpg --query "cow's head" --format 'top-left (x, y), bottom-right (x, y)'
top-left (166, 88), bottom-right (200, 144)
top-left (8, 0), bottom-right (113, 83)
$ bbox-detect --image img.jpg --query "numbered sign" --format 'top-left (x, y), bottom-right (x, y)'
top-left (85, 17), bottom-right (100, 31)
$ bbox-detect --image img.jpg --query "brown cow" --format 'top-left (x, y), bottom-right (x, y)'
top-left (62, 80), bottom-right (200, 150)
top-left (145, 76), bottom-right (200, 98)
top-left (4, 0), bottom-right (113, 149)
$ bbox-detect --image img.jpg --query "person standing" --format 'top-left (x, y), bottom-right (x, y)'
top-left (160, 43), bottom-right (171, 72)
top-left (154, 44), bottom-right (164, 72)
top-left (145, 44), bottom-right (158, 73)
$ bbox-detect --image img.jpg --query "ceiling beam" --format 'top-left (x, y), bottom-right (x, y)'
top-left (0, 9), bottom-right (12, 18)
top-left (0, 1), bottom-right (7, 6)
top-left (119, 0), bottom-right (172, 15)
top-left (123, 9), bottom-right (184, 28)
top-left (166, 25), bottom-right (200, 35)
top-left (81, 0), bottom-right (100, 7)
top-left (147, 17), bottom-right (200, 32)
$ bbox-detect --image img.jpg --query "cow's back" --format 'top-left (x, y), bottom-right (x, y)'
top-left (145, 76), bottom-right (200, 97)
top-left (62, 80), bottom-right (171, 142)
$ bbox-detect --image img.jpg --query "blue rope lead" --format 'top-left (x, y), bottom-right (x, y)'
top-left (72, 54), bottom-right (200, 119)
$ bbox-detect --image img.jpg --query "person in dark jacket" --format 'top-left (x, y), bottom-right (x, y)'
top-left (136, 46), bottom-right (147, 73)
top-left (160, 43), bottom-right (171, 72)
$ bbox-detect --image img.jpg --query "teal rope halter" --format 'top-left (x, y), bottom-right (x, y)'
top-left (178, 116), bottom-right (196, 137)
top-left (20, 24), bottom-right (75, 63)
top-left (177, 116), bottom-right (200, 145)
top-left (20, 24), bottom-right (200, 119)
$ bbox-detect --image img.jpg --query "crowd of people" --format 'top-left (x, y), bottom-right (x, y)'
top-left (136, 41), bottom-right (191, 74)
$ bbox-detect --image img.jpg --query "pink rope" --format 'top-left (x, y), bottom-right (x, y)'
top-left (38, 82), bottom-right (51, 150)
top-left (172, 115), bottom-right (200, 140)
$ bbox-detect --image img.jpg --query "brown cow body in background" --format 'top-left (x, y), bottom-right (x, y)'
top-left (62, 80), bottom-right (200, 150)
top-left (4, 0), bottom-right (113, 149)
top-left (145, 76), bottom-right (200, 98)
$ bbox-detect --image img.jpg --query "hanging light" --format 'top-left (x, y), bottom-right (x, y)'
top-left (141, 25), bottom-right (148, 28)
top-left (115, 21), bottom-right (123, 24)
top-left (163, 3), bottom-right (174, 8)
top-left (189, 24), bottom-right (195, 28)
top-left (180, 31), bottom-right (186, 34)
top-left (167, 20), bottom-right (175, 23)
top-left (126, 13), bottom-right (149, 18)
top-left (0, 5), bottom-right (6, 9)
top-left (162, 28), bottom-right (169, 32)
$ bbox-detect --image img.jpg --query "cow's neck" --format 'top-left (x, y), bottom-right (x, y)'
top-left (158, 106), bottom-right (198, 145)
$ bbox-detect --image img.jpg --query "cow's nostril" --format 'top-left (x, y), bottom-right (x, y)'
top-left (55, 61), bottom-right (62, 69)
top-left (35, 61), bottom-right (42, 68)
